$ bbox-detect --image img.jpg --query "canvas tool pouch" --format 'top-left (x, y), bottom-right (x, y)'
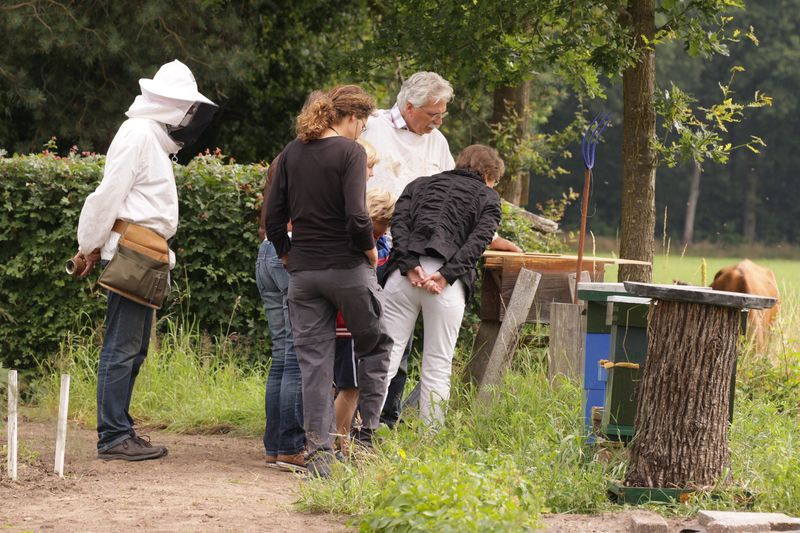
top-left (97, 220), bottom-right (170, 309)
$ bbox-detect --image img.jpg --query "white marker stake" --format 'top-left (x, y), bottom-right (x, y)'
top-left (7, 369), bottom-right (18, 481)
top-left (54, 374), bottom-right (70, 478)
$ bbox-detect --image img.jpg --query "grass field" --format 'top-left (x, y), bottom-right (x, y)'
top-left (601, 255), bottom-right (800, 292)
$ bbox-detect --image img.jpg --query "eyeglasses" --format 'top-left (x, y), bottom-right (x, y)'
top-left (417, 106), bottom-right (449, 120)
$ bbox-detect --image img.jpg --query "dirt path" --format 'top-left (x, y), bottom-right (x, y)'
top-left (1, 419), bottom-right (348, 532)
top-left (2, 419), bottom-right (700, 532)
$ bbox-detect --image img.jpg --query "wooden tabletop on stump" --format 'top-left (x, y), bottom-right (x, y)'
top-left (619, 282), bottom-right (776, 490)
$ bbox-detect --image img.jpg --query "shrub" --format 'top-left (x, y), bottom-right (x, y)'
top-left (0, 148), bottom-right (268, 369)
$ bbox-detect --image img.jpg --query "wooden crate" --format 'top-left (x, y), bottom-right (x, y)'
top-left (481, 252), bottom-right (648, 324)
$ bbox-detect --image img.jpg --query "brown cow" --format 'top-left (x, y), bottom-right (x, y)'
top-left (711, 259), bottom-right (780, 352)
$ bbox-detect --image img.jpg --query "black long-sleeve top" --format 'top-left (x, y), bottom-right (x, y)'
top-left (265, 137), bottom-right (374, 272)
top-left (383, 169), bottom-right (502, 302)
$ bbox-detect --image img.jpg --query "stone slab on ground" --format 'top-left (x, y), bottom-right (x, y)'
top-left (699, 510), bottom-right (800, 532)
top-left (628, 511), bottom-right (668, 533)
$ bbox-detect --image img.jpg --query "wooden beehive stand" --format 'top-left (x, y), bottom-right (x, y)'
top-left (465, 251), bottom-right (650, 398)
top-left (609, 282), bottom-right (776, 503)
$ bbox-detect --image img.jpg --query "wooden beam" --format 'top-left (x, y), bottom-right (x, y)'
top-left (467, 268), bottom-right (541, 401)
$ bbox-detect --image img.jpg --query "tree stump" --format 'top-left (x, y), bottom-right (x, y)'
top-left (621, 282), bottom-right (776, 490)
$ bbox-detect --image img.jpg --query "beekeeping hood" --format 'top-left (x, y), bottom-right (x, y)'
top-left (125, 60), bottom-right (218, 149)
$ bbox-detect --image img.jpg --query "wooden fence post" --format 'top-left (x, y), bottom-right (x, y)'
top-left (7, 369), bottom-right (18, 481)
top-left (549, 303), bottom-right (585, 383)
top-left (54, 374), bottom-right (70, 478)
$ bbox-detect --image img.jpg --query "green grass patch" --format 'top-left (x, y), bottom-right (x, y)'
top-left (27, 248), bottom-right (800, 529)
top-left (34, 319), bottom-right (268, 436)
top-left (30, 315), bottom-right (800, 527)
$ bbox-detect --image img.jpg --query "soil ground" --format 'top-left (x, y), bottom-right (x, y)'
top-left (2, 420), bottom-right (699, 532)
top-left (1, 419), bottom-right (348, 532)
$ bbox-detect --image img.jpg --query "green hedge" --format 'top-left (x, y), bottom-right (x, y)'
top-left (0, 148), bottom-right (569, 370)
top-left (0, 150), bottom-right (268, 369)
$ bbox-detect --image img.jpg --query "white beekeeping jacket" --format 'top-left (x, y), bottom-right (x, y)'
top-left (77, 116), bottom-right (181, 266)
top-left (77, 60), bottom-right (211, 268)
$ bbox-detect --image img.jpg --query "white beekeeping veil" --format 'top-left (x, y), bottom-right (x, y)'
top-left (126, 60), bottom-right (218, 147)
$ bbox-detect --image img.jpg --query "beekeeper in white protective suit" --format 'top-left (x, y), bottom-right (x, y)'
top-left (73, 60), bottom-right (217, 462)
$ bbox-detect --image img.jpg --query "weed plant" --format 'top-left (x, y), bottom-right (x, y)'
top-left (34, 318), bottom-right (269, 436)
top-left (298, 346), bottom-right (623, 531)
top-left (30, 257), bottom-right (800, 528)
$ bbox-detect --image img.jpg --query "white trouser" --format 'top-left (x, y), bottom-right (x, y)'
top-left (381, 256), bottom-right (466, 426)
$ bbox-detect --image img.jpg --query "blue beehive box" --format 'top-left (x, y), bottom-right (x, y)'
top-left (577, 283), bottom-right (628, 436)
top-left (584, 333), bottom-right (610, 389)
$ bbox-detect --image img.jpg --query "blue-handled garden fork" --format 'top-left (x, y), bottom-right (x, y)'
top-left (575, 113), bottom-right (611, 302)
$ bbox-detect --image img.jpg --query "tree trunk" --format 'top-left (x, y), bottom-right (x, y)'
top-left (492, 82), bottom-right (531, 206)
top-left (618, 0), bottom-right (656, 282)
top-left (625, 300), bottom-right (739, 488)
top-left (743, 163), bottom-right (757, 244)
top-left (682, 160), bottom-right (702, 246)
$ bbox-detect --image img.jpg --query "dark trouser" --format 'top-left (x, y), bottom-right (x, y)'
top-left (288, 263), bottom-right (393, 454)
top-left (96, 290), bottom-right (153, 452)
top-left (380, 339), bottom-right (413, 427)
top-left (256, 240), bottom-right (304, 456)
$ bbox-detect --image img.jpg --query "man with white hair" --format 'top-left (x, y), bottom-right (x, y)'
top-left (363, 71), bottom-right (519, 427)
top-left (364, 71), bottom-right (455, 199)
top-left (74, 60), bottom-right (217, 461)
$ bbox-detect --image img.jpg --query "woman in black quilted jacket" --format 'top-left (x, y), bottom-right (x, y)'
top-left (380, 144), bottom-right (503, 426)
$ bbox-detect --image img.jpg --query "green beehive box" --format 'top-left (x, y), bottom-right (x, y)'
top-left (601, 296), bottom-right (650, 440)
top-left (609, 297), bottom-right (649, 329)
top-left (602, 366), bottom-right (641, 439)
top-left (586, 301), bottom-right (612, 333)
top-left (609, 325), bottom-right (648, 365)
top-left (579, 283), bottom-right (628, 334)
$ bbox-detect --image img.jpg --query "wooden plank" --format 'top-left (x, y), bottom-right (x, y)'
top-left (481, 255), bottom-right (606, 323)
top-left (479, 267), bottom-right (503, 321)
top-left (549, 303), bottom-right (584, 383)
top-left (54, 374), bottom-right (70, 478)
top-left (7, 369), bottom-right (18, 481)
top-left (568, 271), bottom-right (591, 303)
top-left (623, 282), bottom-right (776, 310)
top-left (483, 250), bottom-right (652, 265)
top-left (475, 269), bottom-right (541, 402)
top-left (485, 257), bottom-right (604, 271)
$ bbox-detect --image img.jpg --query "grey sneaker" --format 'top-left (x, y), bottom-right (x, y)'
top-left (305, 450), bottom-right (339, 479)
top-left (98, 436), bottom-right (168, 461)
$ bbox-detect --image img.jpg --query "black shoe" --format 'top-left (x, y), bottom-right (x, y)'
top-left (97, 436), bottom-right (168, 462)
top-left (352, 427), bottom-right (375, 450)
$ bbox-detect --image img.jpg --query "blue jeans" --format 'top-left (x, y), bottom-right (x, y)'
top-left (96, 290), bottom-right (153, 452)
top-left (256, 240), bottom-right (304, 456)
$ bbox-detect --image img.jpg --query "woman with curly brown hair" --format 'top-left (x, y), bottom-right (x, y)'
top-left (265, 85), bottom-right (393, 477)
